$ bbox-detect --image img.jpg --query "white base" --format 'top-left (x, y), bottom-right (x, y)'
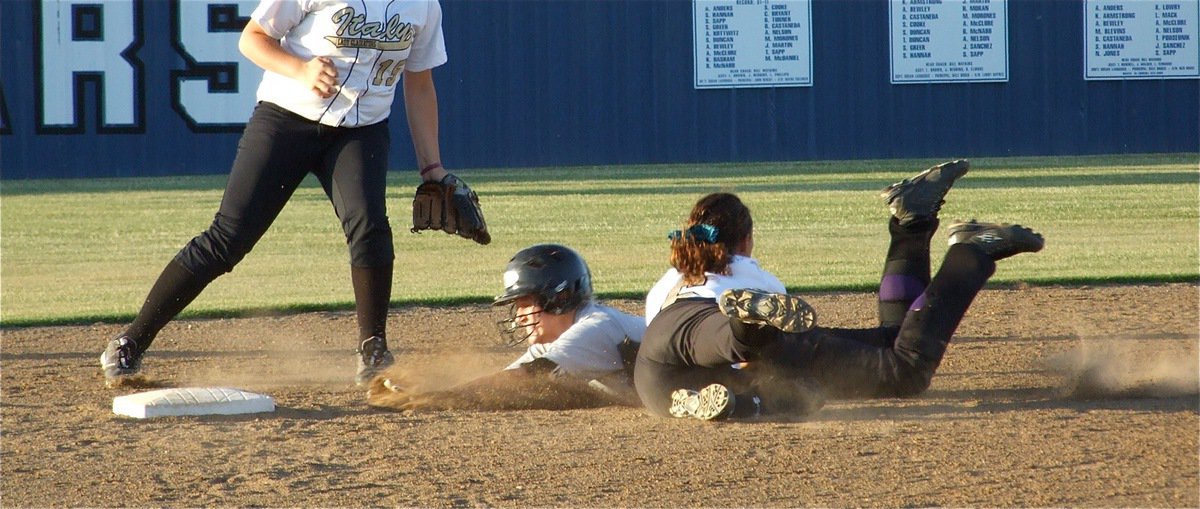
top-left (113, 387), bottom-right (275, 418)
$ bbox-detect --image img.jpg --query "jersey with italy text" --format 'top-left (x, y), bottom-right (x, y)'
top-left (250, 0), bottom-right (447, 127)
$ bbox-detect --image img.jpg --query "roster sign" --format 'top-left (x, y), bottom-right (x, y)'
top-left (1084, 0), bottom-right (1200, 79)
top-left (693, 0), bottom-right (814, 88)
top-left (889, 0), bottom-right (1009, 84)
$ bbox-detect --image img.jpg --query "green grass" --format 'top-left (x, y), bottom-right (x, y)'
top-left (2, 154), bottom-right (1197, 326)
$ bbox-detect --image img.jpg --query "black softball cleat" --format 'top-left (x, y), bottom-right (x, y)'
top-left (880, 159), bottom-right (971, 226)
top-left (355, 336), bottom-right (395, 386)
top-left (719, 288), bottom-right (817, 334)
top-left (947, 219), bottom-right (1045, 261)
top-left (669, 384), bottom-right (736, 421)
top-left (100, 336), bottom-right (142, 387)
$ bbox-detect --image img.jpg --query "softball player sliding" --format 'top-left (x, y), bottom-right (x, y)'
top-left (100, 0), bottom-right (479, 387)
top-left (366, 244), bottom-right (647, 411)
top-left (636, 161), bottom-right (1046, 421)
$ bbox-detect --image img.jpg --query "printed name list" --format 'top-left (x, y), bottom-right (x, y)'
top-left (1085, 0), bottom-right (1199, 79)
top-left (889, 0), bottom-right (1010, 83)
top-left (694, 0), bottom-right (814, 88)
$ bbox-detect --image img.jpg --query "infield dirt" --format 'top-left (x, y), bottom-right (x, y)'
top-left (3, 283), bottom-right (1197, 507)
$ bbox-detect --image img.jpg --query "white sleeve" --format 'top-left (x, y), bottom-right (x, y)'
top-left (539, 318), bottom-right (624, 376)
top-left (405, 0), bottom-right (448, 71)
top-left (504, 347), bottom-right (540, 371)
top-left (726, 256), bottom-right (787, 294)
top-left (644, 269), bottom-right (681, 325)
top-left (616, 309), bottom-right (647, 342)
top-left (250, 0), bottom-right (309, 39)
top-left (512, 306), bottom-right (642, 377)
top-left (744, 266), bottom-right (787, 294)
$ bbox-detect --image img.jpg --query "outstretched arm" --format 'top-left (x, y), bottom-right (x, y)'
top-left (366, 362), bottom-right (618, 412)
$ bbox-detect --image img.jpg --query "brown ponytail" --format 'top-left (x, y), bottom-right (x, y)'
top-left (669, 193), bottom-right (753, 285)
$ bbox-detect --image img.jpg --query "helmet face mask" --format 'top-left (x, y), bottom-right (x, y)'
top-left (495, 301), bottom-right (541, 347)
top-left (493, 244), bottom-right (593, 347)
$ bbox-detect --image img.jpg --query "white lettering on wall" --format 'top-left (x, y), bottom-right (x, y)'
top-left (37, 0), bottom-right (142, 132)
top-left (172, 0), bottom-right (258, 129)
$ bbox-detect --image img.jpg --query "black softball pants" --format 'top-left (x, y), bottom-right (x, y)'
top-left (634, 298), bottom-right (758, 417)
top-left (123, 102), bottom-right (394, 351)
top-left (634, 219), bottom-right (996, 417)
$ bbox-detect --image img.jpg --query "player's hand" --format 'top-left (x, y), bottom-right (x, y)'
top-left (366, 375), bottom-right (416, 409)
top-left (301, 57), bottom-right (339, 98)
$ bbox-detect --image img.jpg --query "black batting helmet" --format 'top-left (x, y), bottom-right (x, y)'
top-left (493, 244), bottom-right (593, 346)
top-left (493, 244), bottom-right (593, 313)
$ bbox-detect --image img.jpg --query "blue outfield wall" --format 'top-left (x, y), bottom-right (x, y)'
top-left (1, 0), bottom-right (1197, 180)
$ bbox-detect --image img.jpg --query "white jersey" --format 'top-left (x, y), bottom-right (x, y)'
top-left (250, 0), bottom-right (447, 127)
top-left (505, 302), bottom-right (646, 381)
top-left (644, 254), bottom-right (786, 324)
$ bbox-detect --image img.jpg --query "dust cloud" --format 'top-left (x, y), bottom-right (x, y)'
top-left (1047, 340), bottom-right (1199, 399)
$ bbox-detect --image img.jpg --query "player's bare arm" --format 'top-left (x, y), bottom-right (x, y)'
top-left (402, 69), bottom-right (446, 182)
top-left (405, 67), bottom-right (490, 244)
top-left (238, 20), bottom-right (338, 99)
top-left (367, 363), bottom-right (617, 412)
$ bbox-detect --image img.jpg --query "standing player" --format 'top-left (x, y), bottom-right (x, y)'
top-left (100, 0), bottom-right (487, 387)
top-left (367, 244), bottom-right (647, 411)
top-left (635, 161), bottom-right (1046, 420)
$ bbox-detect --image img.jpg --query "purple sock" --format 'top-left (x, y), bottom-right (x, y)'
top-left (880, 274), bottom-right (926, 303)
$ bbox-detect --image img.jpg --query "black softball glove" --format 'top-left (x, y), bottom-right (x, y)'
top-left (411, 173), bottom-right (491, 245)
